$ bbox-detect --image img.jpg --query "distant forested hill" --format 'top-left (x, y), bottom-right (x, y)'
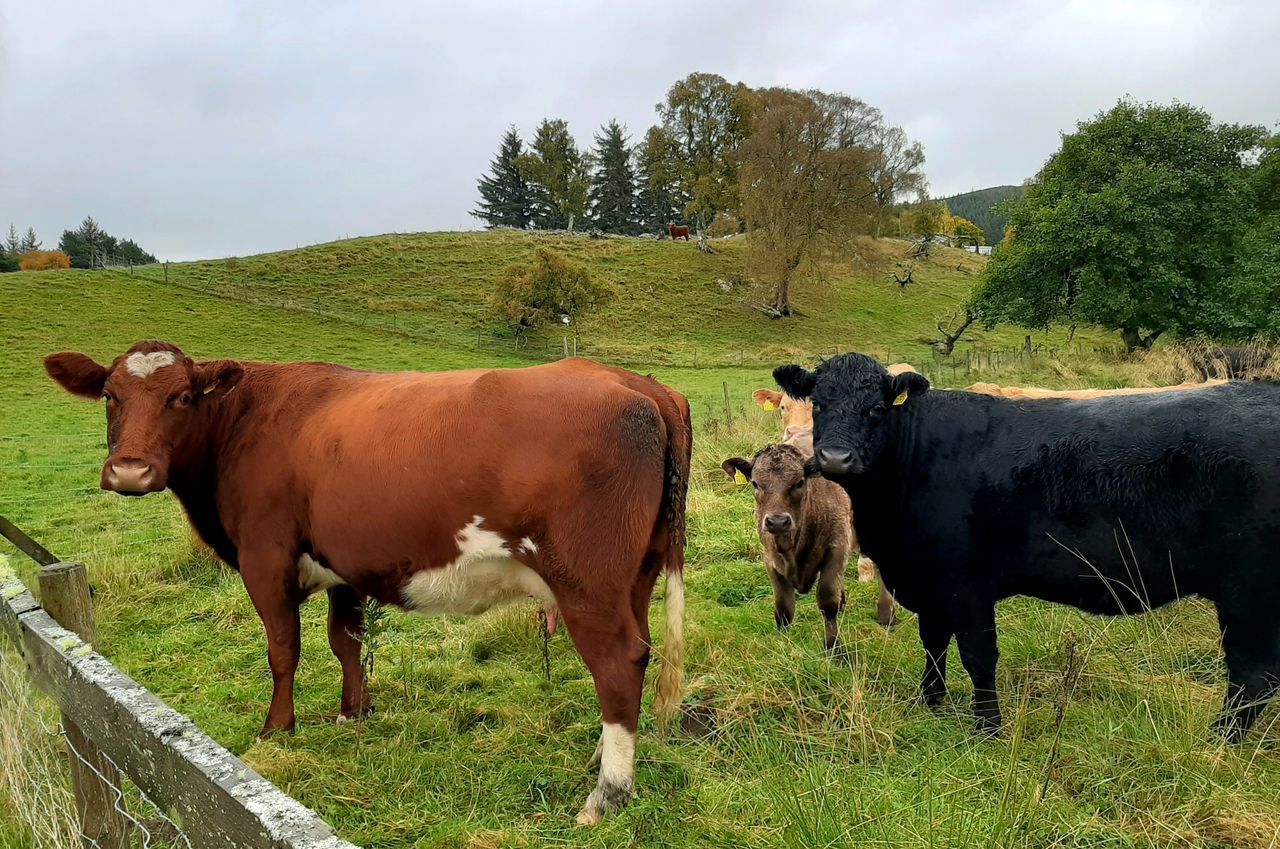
top-left (942, 185), bottom-right (1024, 244)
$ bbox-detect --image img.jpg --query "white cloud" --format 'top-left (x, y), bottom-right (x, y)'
top-left (1, 0), bottom-right (1276, 260)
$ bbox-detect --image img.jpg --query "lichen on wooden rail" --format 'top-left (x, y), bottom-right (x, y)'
top-left (0, 561), bottom-right (359, 849)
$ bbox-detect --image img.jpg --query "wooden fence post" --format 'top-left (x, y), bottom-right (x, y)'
top-left (163, 261), bottom-right (169, 284)
top-left (722, 382), bottom-right (733, 428)
top-left (38, 562), bottom-right (129, 849)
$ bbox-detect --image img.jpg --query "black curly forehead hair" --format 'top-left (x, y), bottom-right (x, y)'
top-left (773, 353), bottom-right (888, 400)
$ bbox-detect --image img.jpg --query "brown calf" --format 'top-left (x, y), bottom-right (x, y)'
top-left (44, 341), bottom-right (691, 825)
top-left (722, 444), bottom-right (853, 650)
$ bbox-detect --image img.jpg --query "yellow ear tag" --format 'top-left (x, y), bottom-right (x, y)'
top-left (734, 470), bottom-right (748, 485)
top-left (762, 400), bottom-right (775, 411)
top-left (893, 390), bottom-right (909, 406)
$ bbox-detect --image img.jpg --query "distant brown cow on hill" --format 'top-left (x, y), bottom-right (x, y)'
top-left (44, 341), bottom-right (691, 825)
top-left (668, 223), bottom-right (690, 240)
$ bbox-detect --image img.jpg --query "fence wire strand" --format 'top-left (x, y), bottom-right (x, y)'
top-left (0, 648), bottom-right (192, 849)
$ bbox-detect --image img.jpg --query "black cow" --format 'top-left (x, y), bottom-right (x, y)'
top-left (775, 353), bottom-right (1280, 740)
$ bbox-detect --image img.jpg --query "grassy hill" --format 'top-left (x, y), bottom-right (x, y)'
top-left (2, 247), bottom-right (1276, 848)
top-left (128, 229), bottom-right (1101, 370)
top-left (942, 185), bottom-right (1025, 245)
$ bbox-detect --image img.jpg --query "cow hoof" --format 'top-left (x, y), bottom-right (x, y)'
top-left (338, 704), bottom-right (375, 723)
top-left (974, 717), bottom-right (1003, 737)
top-left (575, 781), bottom-right (632, 826)
top-left (256, 721), bottom-right (296, 741)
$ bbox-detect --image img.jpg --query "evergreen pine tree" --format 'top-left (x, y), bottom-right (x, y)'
top-left (634, 127), bottom-right (684, 234)
top-left (587, 120), bottom-right (639, 234)
top-left (4, 224), bottom-right (19, 255)
top-left (519, 120), bottom-right (589, 231)
top-left (20, 227), bottom-right (40, 252)
top-left (472, 127), bottom-right (533, 229)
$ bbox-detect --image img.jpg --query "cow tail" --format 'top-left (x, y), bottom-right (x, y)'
top-left (654, 390), bottom-right (691, 728)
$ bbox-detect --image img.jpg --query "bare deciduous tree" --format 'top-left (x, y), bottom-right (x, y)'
top-left (935, 307), bottom-right (978, 355)
top-left (739, 88), bottom-right (878, 316)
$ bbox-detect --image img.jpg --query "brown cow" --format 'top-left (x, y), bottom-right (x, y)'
top-left (750, 362), bottom-right (918, 628)
top-left (965, 378), bottom-right (1226, 400)
top-left (44, 341), bottom-right (691, 825)
top-left (722, 445), bottom-right (853, 651)
top-left (668, 223), bottom-right (691, 240)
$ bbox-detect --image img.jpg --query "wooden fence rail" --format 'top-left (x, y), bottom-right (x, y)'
top-left (0, 518), bottom-right (360, 849)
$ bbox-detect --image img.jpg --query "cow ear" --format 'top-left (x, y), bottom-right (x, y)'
top-left (44, 352), bottom-right (108, 399)
top-left (889, 371), bottom-right (930, 406)
top-left (752, 388), bottom-right (782, 411)
top-left (193, 359), bottom-right (244, 400)
top-left (721, 457), bottom-right (753, 483)
top-left (773, 364), bottom-right (815, 399)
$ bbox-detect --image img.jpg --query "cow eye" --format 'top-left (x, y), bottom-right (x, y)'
top-left (102, 392), bottom-right (113, 403)
top-left (869, 404), bottom-right (885, 422)
top-left (180, 393), bottom-right (194, 405)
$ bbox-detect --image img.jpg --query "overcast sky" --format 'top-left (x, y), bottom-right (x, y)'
top-left (2, 0), bottom-right (1277, 261)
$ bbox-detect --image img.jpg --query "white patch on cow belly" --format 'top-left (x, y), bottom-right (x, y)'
top-left (298, 554), bottom-right (346, 596)
top-left (401, 516), bottom-right (553, 616)
top-left (125, 351), bottom-right (176, 378)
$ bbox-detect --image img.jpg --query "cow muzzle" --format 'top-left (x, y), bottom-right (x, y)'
top-left (816, 446), bottom-right (861, 477)
top-left (763, 513), bottom-right (794, 534)
top-left (102, 460), bottom-right (163, 495)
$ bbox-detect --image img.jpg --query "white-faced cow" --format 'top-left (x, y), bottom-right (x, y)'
top-left (45, 341), bottom-right (691, 824)
top-left (777, 352), bottom-right (1280, 741)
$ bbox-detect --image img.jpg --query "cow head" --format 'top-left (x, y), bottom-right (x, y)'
top-left (751, 388), bottom-right (812, 442)
top-left (722, 444), bottom-right (818, 551)
top-left (44, 341), bottom-right (243, 495)
top-left (774, 354), bottom-right (929, 477)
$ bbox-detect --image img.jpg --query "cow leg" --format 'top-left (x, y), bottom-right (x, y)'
top-left (769, 568), bottom-right (796, 631)
top-left (1213, 604), bottom-right (1280, 742)
top-left (241, 555), bottom-right (302, 737)
top-left (955, 605), bottom-right (1001, 734)
top-left (876, 581), bottom-right (897, 629)
top-left (918, 613), bottom-right (953, 708)
top-left (558, 601), bottom-right (648, 825)
top-left (817, 559), bottom-right (845, 653)
top-left (327, 585), bottom-right (372, 722)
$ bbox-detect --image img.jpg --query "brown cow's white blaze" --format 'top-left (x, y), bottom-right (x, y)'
top-left (124, 350), bottom-right (176, 378)
top-left (400, 516), bottom-right (555, 615)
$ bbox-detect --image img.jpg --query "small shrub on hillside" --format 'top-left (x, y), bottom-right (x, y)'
top-left (490, 247), bottom-right (614, 339)
top-left (0, 252), bottom-right (17, 273)
top-left (18, 250), bottom-right (71, 271)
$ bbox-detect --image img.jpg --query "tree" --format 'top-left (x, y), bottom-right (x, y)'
top-left (947, 215), bottom-right (985, 246)
top-left (974, 100), bottom-right (1270, 351)
top-left (491, 247), bottom-right (614, 340)
top-left (587, 121), bottom-right (640, 234)
top-left (657, 72), bottom-right (759, 229)
top-left (902, 200), bottom-right (947, 238)
top-left (58, 217), bottom-right (155, 268)
top-left (738, 88), bottom-right (878, 315)
top-left (869, 122), bottom-right (927, 237)
top-left (634, 126), bottom-right (684, 234)
top-left (472, 127), bottom-right (533, 229)
top-left (4, 225), bottom-right (18, 255)
top-left (518, 120), bottom-right (591, 231)
top-left (20, 227), bottom-right (40, 252)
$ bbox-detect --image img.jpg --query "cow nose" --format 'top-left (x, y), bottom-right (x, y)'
top-left (817, 447), bottom-right (855, 476)
top-left (104, 462), bottom-right (156, 494)
top-left (764, 514), bottom-right (793, 534)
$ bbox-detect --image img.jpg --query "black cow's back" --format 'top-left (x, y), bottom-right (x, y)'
top-left (851, 382), bottom-right (1280, 616)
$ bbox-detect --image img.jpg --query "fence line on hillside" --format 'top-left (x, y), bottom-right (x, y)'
top-left (0, 515), bottom-right (359, 849)
top-left (119, 264), bottom-right (1130, 376)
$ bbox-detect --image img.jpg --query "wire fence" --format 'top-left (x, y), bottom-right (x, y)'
top-left (0, 648), bottom-right (191, 849)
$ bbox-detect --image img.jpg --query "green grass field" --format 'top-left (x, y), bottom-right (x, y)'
top-left (2, 233), bottom-right (1278, 848)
